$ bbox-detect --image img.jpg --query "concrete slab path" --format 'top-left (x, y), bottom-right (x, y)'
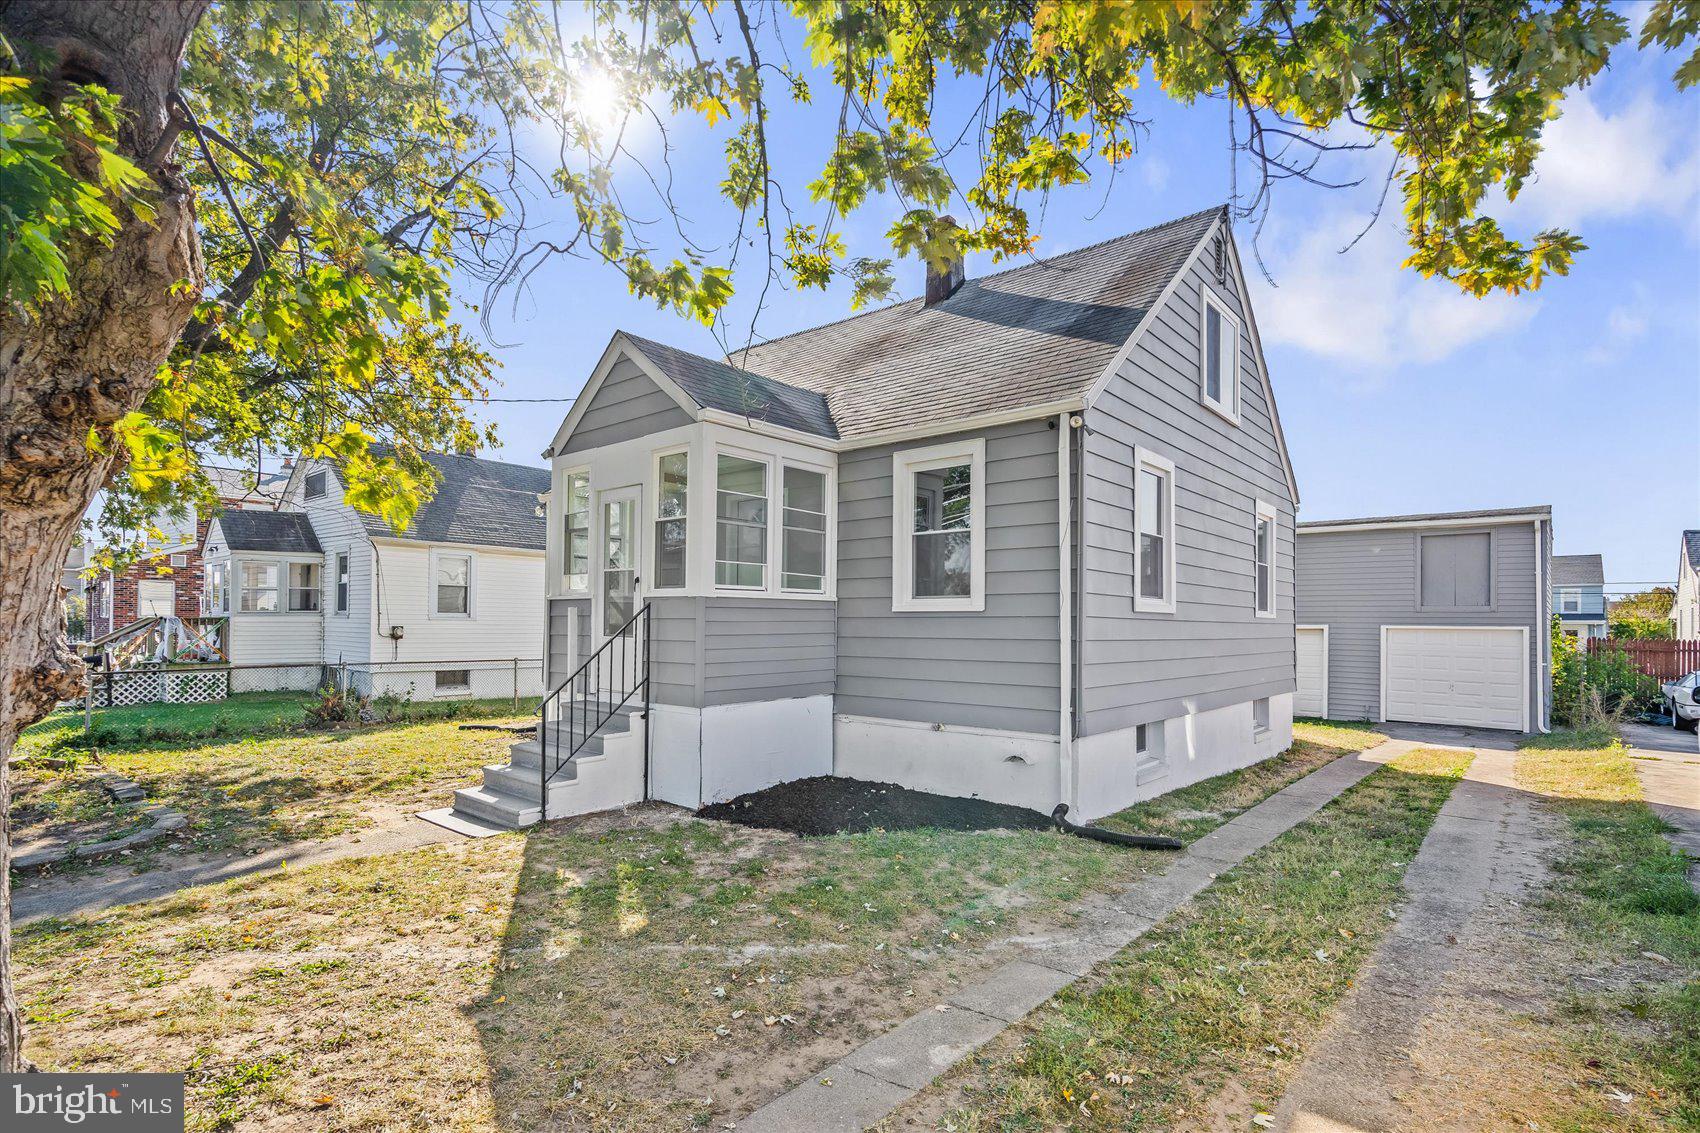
top-left (731, 741), bottom-right (1413, 1133)
top-left (1269, 742), bottom-right (1546, 1132)
top-left (1625, 737), bottom-right (1700, 892)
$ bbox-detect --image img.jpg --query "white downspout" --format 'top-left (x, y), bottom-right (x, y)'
top-left (1535, 517), bottom-right (1551, 732)
top-left (1057, 412), bottom-right (1076, 813)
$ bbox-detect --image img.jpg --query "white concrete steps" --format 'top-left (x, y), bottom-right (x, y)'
top-left (447, 701), bottom-right (644, 829)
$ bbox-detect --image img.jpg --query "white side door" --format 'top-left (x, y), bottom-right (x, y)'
top-left (1383, 626), bottom-right (1527, 731)
top-left (1295, 626), bottom-right (1328, 717)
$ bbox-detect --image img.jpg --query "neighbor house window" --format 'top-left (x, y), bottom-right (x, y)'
top-left (715, 454), bottom-right (768, 588)
top-left (1560, 588), bottom-right (1580, 613)
top-left (563, 470), bottom-right (590, 593)
top-left (654, 450), bottom-right (688, 590)
top-left (334, 552), bottom-right (350, 614)
top-left (305, 469), bottom-right (328, 499)
top-left (1133, 449), bottom-right (1177, 614)
top-left (287, 562), bottom-right (320, 611)
top-left (435, 669), bottom-right (471, 693)
top-left (1199, 287), bottom-right (1240, 423)
top-left (782, 465), bottom-right (827, 593)
top-left (1254, 500), bottom-right (1276, 617)
top-left (1419, 532), bottom-right (1491, 609)
top-left (892, 439), bottom-right (985, 612)
top-left (239, 561), bottom-right (278, 612)
top-left (433, 552), bottom-right (472, 616)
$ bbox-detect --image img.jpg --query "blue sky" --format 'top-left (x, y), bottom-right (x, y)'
top-left (464, 7), bottom-right (1699, 595)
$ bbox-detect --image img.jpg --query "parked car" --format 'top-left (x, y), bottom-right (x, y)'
top-left (1661, 671), bottom-right (1700, 731)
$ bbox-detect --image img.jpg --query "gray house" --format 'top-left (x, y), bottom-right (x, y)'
top-left (449, 206), bottom-right (1302, 828)
top-left (1295, 507), bottom-right (1553, 732)
top-left (1552, 553), bottom-right (1607, 645)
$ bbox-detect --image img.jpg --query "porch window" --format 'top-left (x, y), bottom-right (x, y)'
top-left (287, 562), bottom-right (321, 611)
top-left (1254, 499), bottom-right (1276, 617)
top-left (782, 466), bottom-right (827, 592)
top-left (1133, 448), bottom-right (1176, 613)
top-left (654, 450), bottom-right (688, 589)
top-left (239, 561), bottom-right (278, 612)
top-left (892, 439), bottom-right (984, 611)
top-left (563, 470), bottom-right (590, 593)
top-left (206, 562), bottom-right (230, 615)
top-left (715, 454), bottom-right (768, 588)
top-left (434, 553), bottom-right (472, 616)
top-left (335, 552), bottom-right (350, 613)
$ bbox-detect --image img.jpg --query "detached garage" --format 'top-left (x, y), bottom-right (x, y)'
top-left (1295, 507), bottom-right (1552, 733)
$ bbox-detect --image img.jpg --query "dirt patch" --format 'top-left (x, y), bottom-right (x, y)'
top-left (700, 776), bottom-right (1053, 836)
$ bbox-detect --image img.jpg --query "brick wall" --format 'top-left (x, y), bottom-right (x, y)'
top-left (89, 510), bottom-right (222, 637)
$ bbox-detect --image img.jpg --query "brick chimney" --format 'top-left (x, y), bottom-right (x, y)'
top-left (923, 215), bottom-right (964, 306)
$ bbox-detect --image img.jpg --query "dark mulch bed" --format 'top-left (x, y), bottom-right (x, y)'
top-left (698, 775), bottom-right (1053, 836)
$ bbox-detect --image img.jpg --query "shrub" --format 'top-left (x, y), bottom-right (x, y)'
top-left (1552, 619), bottom-right (1662, 726)
top-left (303, 685), bottom-right (374, 727)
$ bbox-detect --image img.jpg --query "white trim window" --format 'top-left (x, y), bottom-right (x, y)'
top-left (562, 469), bottom-right (591, 594)
top-left (334, 551), bottom-right (350, 614)
top-left (1199, 285), bottom-right (1241, 423)
top-left (715, 453), bottom-right (769, 588)
top-left (781, 464), bottom-right (828, 593)
top-left (239, 561), bottom-right (278, 612)
top-left (304, 469), bottom-right (328, 500)
top-left (431, 550), bottom-right (473, 617)
top-left (653, 449), bottom-right (689, 591)
top-left (1132, 448), bottom-right (1177, 614)
top-left (1559, 588), bottom-right (1581, 614)
top-left (287, 562), bottom-right (321, 612)
top-left (892, 438), bottom-right (985, 612)
top-left (206, 561), bottom-right (230, 615)
top-left (1254, 499), bottom-right (1276, 618)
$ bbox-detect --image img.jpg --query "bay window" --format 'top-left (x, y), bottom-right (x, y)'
top-left (715, 454), bottom-right (768, 588)
top-left (654, 450), bottom-right (688, 589)
top-left (239, 561), bottom-right (278, 612)
top-left (781, 466), bottom-right (827, 592)
top-left (892, 439), bottom-right (984, 612)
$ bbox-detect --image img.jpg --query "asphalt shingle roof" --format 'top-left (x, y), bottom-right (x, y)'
top-left (1685, 530), bottom-right (1700, 572)
top-left (1552, 554), bottom-right (1604, 587)
top-left (360, 447), bottom-right (550, 551)
top-left (622, 333), bottom-right (838, 439)
top-left (215, 510), bottom-right (322, 554)
top-left (706, 207), bottom-right (1222, 442)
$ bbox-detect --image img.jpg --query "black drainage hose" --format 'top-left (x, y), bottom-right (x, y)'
top-left (1052, 804), bottom-right (1184, 851)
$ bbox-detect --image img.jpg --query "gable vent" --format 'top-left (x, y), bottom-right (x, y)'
top-left (1212, 234), bottom-right (1228, 284)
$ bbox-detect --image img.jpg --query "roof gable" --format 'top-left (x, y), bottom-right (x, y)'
top-left (622, 334), bottom-right (837, 439)
top-left (1552, 554), bottom-right (1604, 586)
top-left (1683, 530), bottom-right (1700, 573)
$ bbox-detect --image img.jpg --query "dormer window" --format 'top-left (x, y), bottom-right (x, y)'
top-left (1199, 287), bottom-right (1240, 425)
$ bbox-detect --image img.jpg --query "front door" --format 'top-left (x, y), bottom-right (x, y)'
top-left (596, 485), bottom-right (642, 641)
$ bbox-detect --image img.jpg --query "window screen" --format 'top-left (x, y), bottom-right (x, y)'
top-left (1420, 533), bottom-right (1491, 607)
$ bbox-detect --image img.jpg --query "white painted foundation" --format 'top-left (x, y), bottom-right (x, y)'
top-left (833, 714), bottom-right (1063, 813)
top-left (648, 695), bottom-right (834, 810)
top-left (1073, 692), bottom-right (1295, 822)
top-left (545, 713), bottom-right (648, 815)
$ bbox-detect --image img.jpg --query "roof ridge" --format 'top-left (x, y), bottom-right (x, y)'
top-left (725, 204), bottom-right (1226, 362)
top-left (367, 442), bottom-right (546, 477)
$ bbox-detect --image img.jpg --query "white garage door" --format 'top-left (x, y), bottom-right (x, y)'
top-left (1383, 626), bottom-right (1526, 731)
top-left (1295, 627), bottom-right (1327, 717)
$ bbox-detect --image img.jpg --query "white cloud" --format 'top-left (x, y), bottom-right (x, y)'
top-left (1248, 212), bottom-right (1537, 376)
top-left (1139, 154), bottom-right (1171, 192)
top-left (1512, 90), bottom-right (1700, 230)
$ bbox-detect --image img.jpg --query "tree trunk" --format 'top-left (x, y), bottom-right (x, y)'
top-left (0, 0), bottom-right (206, 1073)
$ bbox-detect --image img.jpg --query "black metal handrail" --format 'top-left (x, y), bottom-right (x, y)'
top-left (537, 603), bottom-right (650, 820)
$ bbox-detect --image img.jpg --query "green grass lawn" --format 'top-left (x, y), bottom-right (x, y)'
top-left (1516, 735), bottom-right (1700, 1131)
top-left (893, 745), bottom-right (1468, 1131)
top-left (11, 698), bottom-right (532, 865)
top-left (16, 724), bottom-right (1381, 1131)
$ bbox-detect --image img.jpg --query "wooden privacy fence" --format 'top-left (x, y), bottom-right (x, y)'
top-left (1588, 638), bottom-right (1700, 681)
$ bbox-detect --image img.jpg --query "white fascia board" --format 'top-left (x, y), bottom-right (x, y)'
top-left (1221, 227), bottom-right (1302, 508)
top-left (1298, 511), bottom-right (1552, 535)
top-left (544, 332), bottom-right (702, 458)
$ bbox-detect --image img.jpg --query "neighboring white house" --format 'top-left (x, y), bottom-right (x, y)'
top-left (1677, 531), bottom-right (1700, 639)
top-left (201, 450), bottom-right (550, 700)
top-left (448, 206), bottom-right (1303, 829)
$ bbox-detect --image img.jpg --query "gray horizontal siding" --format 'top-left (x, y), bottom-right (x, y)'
top-left (1295, 523), bottom-right (1544, 724)
top-left (651, 596), bottom-right (703, 708)
top-left (1079, 246), bottom-right (1297, 734)
top-left (561, 356), bottom-right (693, 455)
top-left (835, 418), bottom-right (1061, 735)
top-left (546, 598), bottom-right (590, 692)
top-left (702, 598), bottom-right (835, 706)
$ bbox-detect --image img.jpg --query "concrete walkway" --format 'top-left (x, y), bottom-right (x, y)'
top-left (1624, 730), bottom-right (1700, 892)
top-left (732, 742), bottom-right (1407, 1133)
top-left (1269, 742), bottom-right (1541, 1132)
